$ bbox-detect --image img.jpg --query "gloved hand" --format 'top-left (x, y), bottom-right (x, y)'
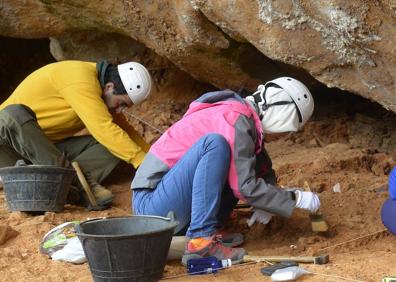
top-left (294, 190), bottom-right (321, 213)
top-left (247, 209), bottom-right (273, 227)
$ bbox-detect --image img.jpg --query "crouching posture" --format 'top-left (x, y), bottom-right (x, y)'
top-left (0, 60), bottom-right (152, 207)
top-left (131, 77), bottom-right (321, 264)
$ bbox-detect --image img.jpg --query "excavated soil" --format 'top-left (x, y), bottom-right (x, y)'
top-left (0, 85), bottom-right (396, 281)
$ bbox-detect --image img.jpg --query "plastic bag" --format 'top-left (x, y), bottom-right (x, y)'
top-left (40, 221), bottom-right (86, 264)
top-left (271, 266), bottom-right (311, 281)
top-left (51, 236), bottom-right (86, 264)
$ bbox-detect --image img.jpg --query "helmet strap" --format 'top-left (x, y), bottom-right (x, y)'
top-left (262, 100), bottom-right (294, 111)
top-left (253, 84), bottom-right (303, 123)
top-left (96, 60), bottom-right (110, 88)
top-left (253, 84), bottom-right (294, 112)
top-left (252, 84), bottom-right (269, 113)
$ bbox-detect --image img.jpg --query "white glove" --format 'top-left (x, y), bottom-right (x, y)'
top-left (294, 190), bottom-right (321, 213)
top-left (247, 209), bottom-right (273, 227)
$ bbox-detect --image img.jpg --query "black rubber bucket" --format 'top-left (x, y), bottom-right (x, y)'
top-left (0, 165), bottom-right (75, 212)
top-left (76, 213), bottom-right (179, 282)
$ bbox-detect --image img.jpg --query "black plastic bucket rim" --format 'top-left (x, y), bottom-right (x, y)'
top-left (76, 214), bottom-right (179, 239)
top-left (0, 165), bottom-right (75, 175)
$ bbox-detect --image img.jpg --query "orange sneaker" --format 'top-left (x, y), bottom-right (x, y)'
top-left (181, 235), bottom-right (246, 266)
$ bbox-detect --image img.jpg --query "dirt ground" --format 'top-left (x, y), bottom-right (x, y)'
top-left (1, 85), bottom-right (396, 282)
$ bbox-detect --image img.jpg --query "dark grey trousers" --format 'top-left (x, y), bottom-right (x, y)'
top-left (0, 104), bottom-right (119, 184)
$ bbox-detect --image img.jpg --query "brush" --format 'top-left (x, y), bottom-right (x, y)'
top-left (304, 181), bottom-right (329, 232)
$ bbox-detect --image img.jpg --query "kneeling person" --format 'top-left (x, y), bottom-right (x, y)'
top-left (0, 60), bottom-right (152, 207)
top-left (131, 77), bottom-right (321, 264)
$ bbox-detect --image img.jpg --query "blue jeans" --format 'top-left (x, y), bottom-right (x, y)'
top-left (133, 134), bottom-right (237, 238)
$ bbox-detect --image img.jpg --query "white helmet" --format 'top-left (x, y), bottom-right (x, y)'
top-left (266, 77), bottom-right (313, 127)
top-left (117, 62), bottom-right (152, 105)
top-left (251, 77), bottom-right (314, 130)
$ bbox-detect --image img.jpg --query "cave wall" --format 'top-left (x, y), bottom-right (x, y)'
top-left (1, 0), bottom-right (395, 112)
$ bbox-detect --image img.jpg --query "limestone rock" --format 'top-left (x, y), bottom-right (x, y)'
top-left (0, 1), bottom-right (395, 112)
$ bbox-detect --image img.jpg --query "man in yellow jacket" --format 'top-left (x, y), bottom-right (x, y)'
top-left (0, 60), bottom-right (152, 207)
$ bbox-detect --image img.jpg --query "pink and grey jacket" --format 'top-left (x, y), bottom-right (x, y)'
top-left (131, 90), bottom-right (296, 217)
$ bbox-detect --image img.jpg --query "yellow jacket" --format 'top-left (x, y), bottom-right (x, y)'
top-left (0, 61), bottom-right (145, 168)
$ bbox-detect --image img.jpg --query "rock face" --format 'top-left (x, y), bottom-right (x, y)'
top-left (0, 0), bottom-right (395, 112)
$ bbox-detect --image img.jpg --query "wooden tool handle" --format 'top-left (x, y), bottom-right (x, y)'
top-left (71, 161), bottom-right (98, 207)
top-left (244, 254), bottom-right (329, 264)
top-left (244, 255), bottom-right (313, 263)
top-left (113, 112), bottom-right (151, 153)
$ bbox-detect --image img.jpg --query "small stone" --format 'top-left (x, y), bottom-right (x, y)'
top-left (285, 139), bottom-right (294, 146)
top-left (348, 183), bottom-right (356, 191)
top-left (308, 138), bottom-right (320, 147)
top-left (317, 183), bottom-right (326, 193)
top-left (43, 212), bottom-right (56, 223)
top-left (332, 183), bottom-right (341, 193)
top-left (294, 238), bottom-right (307, 252)
top-left (0, 224), bottom-right (19, 245)
top-left (295, 138), bottom-right (304, 144)
top-left (371, 163), bottom-right (384, 176)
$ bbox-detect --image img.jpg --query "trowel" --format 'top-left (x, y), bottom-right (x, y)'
top-left (304, 181), bottom-right (329, 232)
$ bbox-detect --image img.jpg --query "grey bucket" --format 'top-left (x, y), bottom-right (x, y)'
top-left (76, 213), bottom-right (179, 282)
top-left (0, 165), bottom-right (75, 212)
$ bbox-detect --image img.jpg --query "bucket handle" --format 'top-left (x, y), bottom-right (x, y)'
top-left (75, 223), bottom-right (82, 235)
top-left (15, 159), bottom-right (27, 167)
top-left (166, 211), bottom-right (179, 226)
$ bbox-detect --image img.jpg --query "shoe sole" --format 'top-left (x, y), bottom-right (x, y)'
top-left (187, 236), bottom-right (244, 248)
top-left (181, 253), bottom-right (245, 266)
top-left (222, 240), bottom-right (244, 248)
top-left (96, 196), bottom-right (113, 207)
